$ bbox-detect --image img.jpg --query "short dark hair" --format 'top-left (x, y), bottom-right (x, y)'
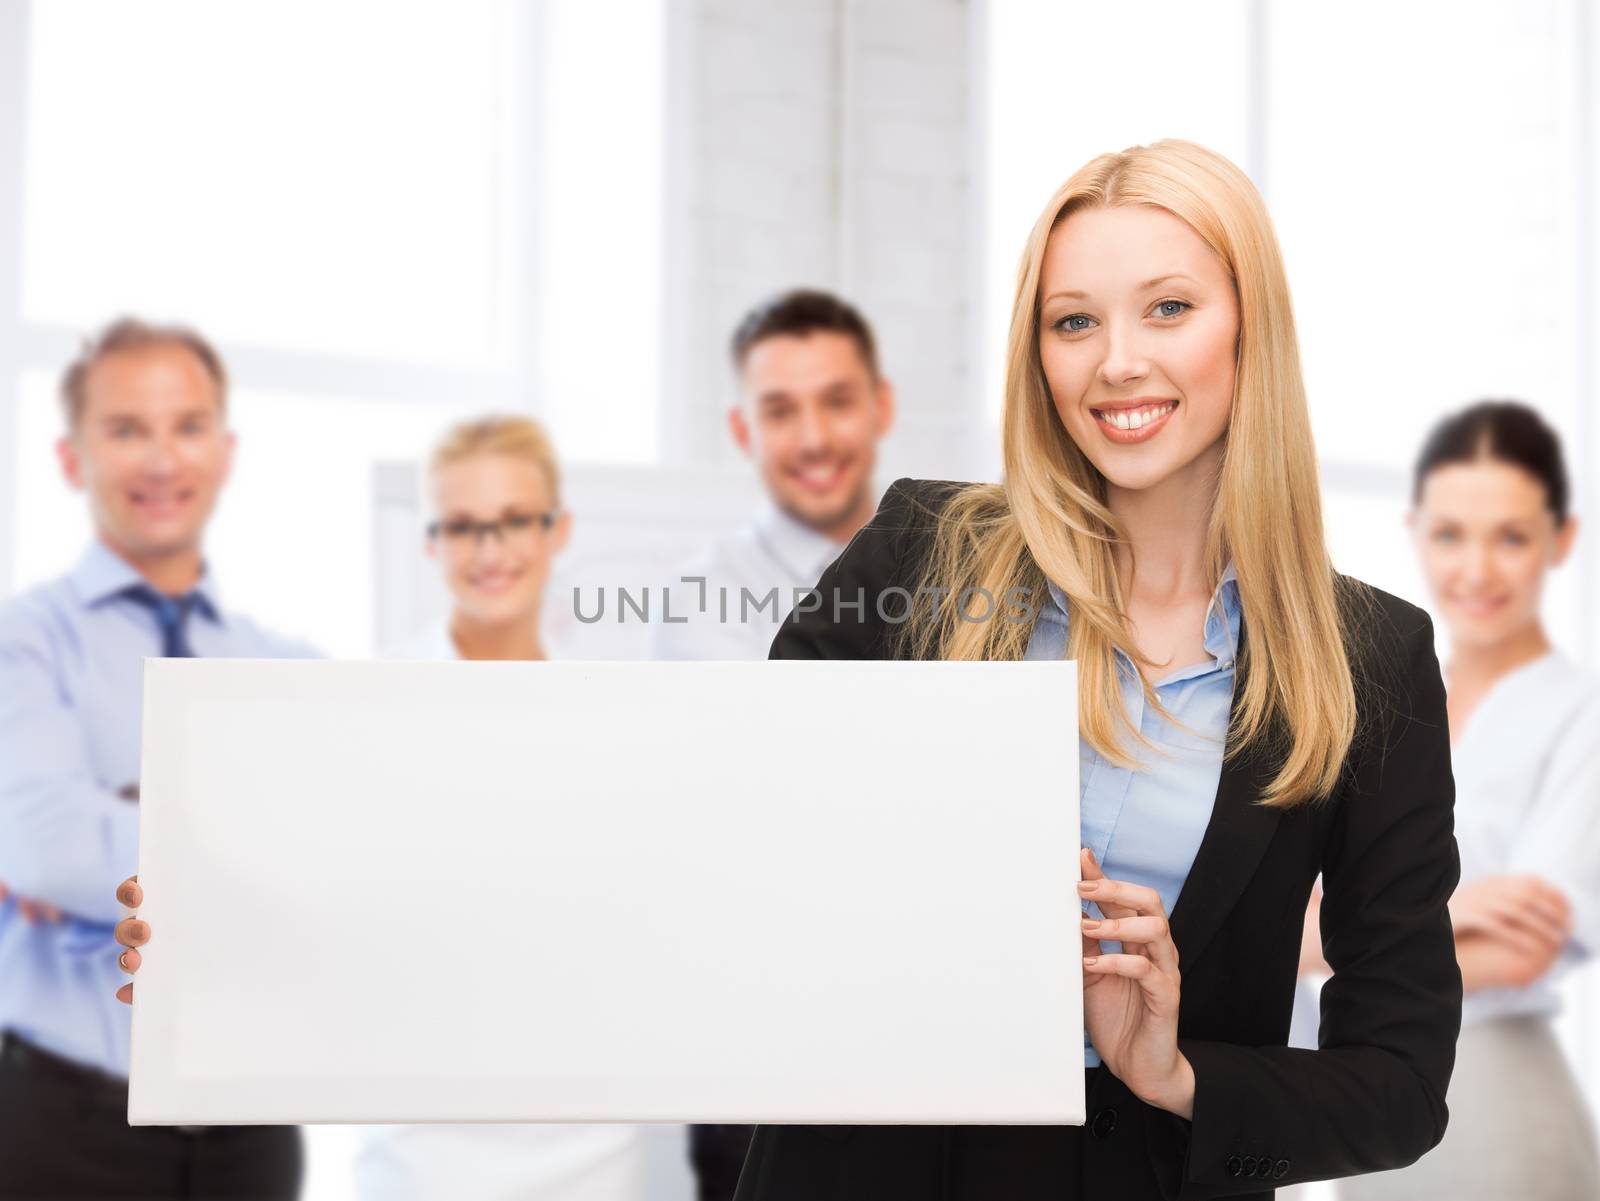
top-left (730, 289), bottom-right (879, 378)
top-left (61, 317), bottom-right (228, 429)
top-left (1413, 400), bottom-right (1570, 524)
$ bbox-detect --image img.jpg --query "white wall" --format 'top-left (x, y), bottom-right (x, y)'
top-left (671, 0), bottom-right (988, 484)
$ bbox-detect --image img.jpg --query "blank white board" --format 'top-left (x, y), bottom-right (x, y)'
top-left (130, 659), bottom-right (1082, 1126)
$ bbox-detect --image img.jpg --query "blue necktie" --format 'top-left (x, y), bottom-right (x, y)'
top-left (123, 585), bottom-right (199, 658)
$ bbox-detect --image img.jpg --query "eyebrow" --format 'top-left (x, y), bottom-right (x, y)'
top-left (98, 407), bottom-right (215, 422)
top-left (757, 379), bottom-right (859, 405)
top-left (1042, 274), bottom-right (1200, 303)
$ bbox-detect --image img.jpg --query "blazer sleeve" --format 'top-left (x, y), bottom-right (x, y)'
top-left (767, 477), bottom-right (958, 663)
top-left (1146, 603), bottom-right (1461, 1198)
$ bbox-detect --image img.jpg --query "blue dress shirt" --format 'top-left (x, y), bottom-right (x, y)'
top-left (0, 540), bottom-right (317, 1076)
top-left (1025, 563), bottom-right (1241, 1067)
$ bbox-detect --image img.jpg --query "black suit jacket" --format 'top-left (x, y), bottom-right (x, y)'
top-left (734, 478), bottom-right (1462, 1201)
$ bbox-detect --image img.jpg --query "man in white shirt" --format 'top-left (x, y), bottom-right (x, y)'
top-left (651, 290), bottom-right (894, 1201)
top-left (653, 289), bottom-right (896, 667)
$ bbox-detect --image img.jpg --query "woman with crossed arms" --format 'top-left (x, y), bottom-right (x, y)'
top-left (115, 140), bottom-right (1462, 1199)
top-left (1295, 401), bottom-right (1599, 1201)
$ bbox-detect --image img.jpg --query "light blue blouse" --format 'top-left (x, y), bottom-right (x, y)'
top-left (1024, 563), bottom-right (1241, 1066)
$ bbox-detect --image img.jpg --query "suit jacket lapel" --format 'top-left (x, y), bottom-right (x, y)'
top-left (1167, 623), bottom-right (1283, 969)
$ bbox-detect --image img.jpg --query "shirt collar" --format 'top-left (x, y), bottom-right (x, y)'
top-left (1203, 560), bottom-right (1241, 666)
top-left (1042, 559), bottom-right (1241, 670)
top-left (69, 539), bottom-right (225, 625)
top-left (753, 500), bottom-right (846, 582)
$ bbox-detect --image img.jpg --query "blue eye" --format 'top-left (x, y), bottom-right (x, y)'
top-left (1056, 314), bottom-right (1095, 334)
top-left (1153, 300), bottom-right (1190, 318)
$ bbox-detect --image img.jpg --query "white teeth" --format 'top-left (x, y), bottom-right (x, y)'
top-left (1097, 401), bottom-right (1175, 431)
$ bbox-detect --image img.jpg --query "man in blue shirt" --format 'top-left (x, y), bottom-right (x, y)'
top-left (0, 319), bottom-right (314, 1199)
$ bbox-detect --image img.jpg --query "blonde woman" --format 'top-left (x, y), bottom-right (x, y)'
top-left (391, 415), bottom-right (571, 663)
top-left (364, 417), bottom-right (646, 1201)
top-left (115, 143), bottom-right (1461, 1199)
top-left (727, 140), bottom-right (1460, 1199)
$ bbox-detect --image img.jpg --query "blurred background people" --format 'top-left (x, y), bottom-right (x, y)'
top-left (1294, 402), bottom-right (1600, 1201)
top-left (652, 289), bottom-right (895, 667)
top-left (358, 414), bottom-right (650, 1201)
top-left (0, 319), bottom-right (313, 1199)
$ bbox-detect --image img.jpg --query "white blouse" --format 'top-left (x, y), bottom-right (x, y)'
top-left (357, 618), bottom-right (649, 1201)
top-left (1289, 649), bottom-right (1600, 1048)
top-left (1452, 650), bottom-right (1600, 1026)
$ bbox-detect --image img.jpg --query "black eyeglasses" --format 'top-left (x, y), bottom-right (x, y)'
top-left (427, 512), bottom-right (560, 545)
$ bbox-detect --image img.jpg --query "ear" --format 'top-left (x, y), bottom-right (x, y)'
top-left (727, 405), bottom-right (754, 457)
top-left (1552, 515), bottom-right (1579, 567)
top-left (218, 429), bottom-right (238, 487)
top-left (552, 509), bottom-right (573, 555)
top-left (57, 435), bottom-right (84, 491)
top-left (874, 377), bottom-right (897, 439)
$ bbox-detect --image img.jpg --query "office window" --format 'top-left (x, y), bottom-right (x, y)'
top-left (22, 0), bottom-right (517, 369)
top-left (1266, 1), bottom-right (1582, 470)
top-left (5, 0), bottom-right (667, 652)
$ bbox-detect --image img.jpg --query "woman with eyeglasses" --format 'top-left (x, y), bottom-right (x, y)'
top-left (361, 416), bottom-right (647, 1200)
top-left (397, 416), bottom-right (572, 663)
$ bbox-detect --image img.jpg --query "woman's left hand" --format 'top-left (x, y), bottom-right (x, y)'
top-left (1079, 847), bottom-right (1195, 1119)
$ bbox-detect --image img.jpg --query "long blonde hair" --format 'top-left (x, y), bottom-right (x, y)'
top-left (904, 140), bottom-right (1361, 809)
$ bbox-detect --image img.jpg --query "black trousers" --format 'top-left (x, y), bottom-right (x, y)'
top-left (731, 1068), bottom-right (1107, 1201)
top-left (691, 1123), bottom-right (756, 1201)
top-left (0, 1033), bottom-right (302, 1201)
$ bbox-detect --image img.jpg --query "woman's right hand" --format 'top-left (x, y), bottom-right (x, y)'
top-left (113, 876), bottom-right (148, 1005)
top-left (1448, 873), bottom-right (1571, 958)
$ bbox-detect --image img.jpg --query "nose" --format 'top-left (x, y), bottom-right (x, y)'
top-left (145, 434), bottom-right (181, 476)
top-left (796, 404), bottom-right (829, 454)
top-left (1096, 320), bottom-right (1152, 388)
top-left (1462, 540), bottom-right (1494, 588)
top-left (471, 525), bottom-right (508, 563)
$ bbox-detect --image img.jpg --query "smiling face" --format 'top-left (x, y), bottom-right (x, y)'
top-left (1412, 457), bottom-right (1574, 650)
top-left (57, 344), bottom-right (234, 567)
top-left (427, 452), bottom-right (570, 629)
top-left (1036, 205), bottom-right (1240, 497)
top-left (730, 331), bottom-right (894, 541)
